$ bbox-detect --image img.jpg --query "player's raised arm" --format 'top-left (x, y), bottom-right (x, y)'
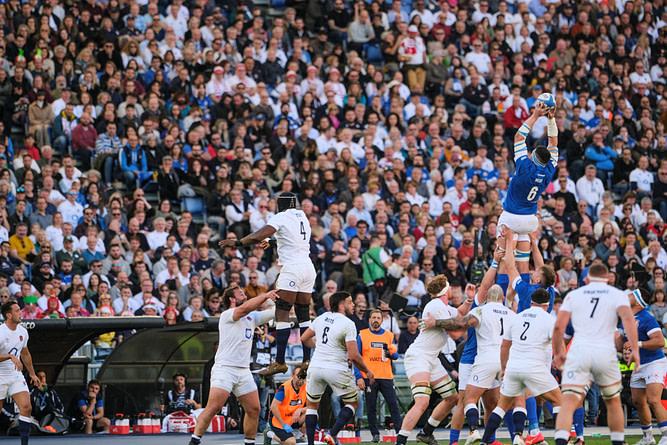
top-left (546, 107), bottom-right (559, 165)
top-left (514, 101), bottom-right (546, 161)
top-left (552, 307), bottom-right (571, 369)
top-left (529, 230), bottom-right (544, 269)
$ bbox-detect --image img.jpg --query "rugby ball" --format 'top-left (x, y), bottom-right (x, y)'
top-left (537, 92), bottom-right (556, 109)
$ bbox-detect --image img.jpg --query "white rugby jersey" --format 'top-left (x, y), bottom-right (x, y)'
top-left (310, 312), bottom-right (357, 371)
top-left (267, 209), bottom-right (312, 266)
top-left (470, 302), bottom-right (515, 365)
top-left (504, 306), bottom-right (554, 371)
top-left (0, 323), bottom-right (28, 378)
top-left (561, 282), bottom-right (629, 351)
top-left (214, 307), bottom-right (274, 368)
top-left (406, 298), bottom-right (457, 358)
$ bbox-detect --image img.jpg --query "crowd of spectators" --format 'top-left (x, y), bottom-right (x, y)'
top-left (0, 0), bottom-right (664, 346)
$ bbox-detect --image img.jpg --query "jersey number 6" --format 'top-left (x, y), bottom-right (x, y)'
top-left (527, 186), bottom-right (539, 201)
top-left (322, 326), bottom-right (330, 344)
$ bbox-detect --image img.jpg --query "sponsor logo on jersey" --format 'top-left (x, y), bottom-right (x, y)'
top-left (370, 341), bottom-right (385, 349)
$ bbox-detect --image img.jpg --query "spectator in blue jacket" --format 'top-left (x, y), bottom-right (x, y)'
top-left (584, 131), bottom-right (617, 184)
top-left (119, 133), bottom-right (148, 190)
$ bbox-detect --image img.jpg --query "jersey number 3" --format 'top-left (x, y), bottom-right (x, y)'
top-left (527, 186), bottom-right (539, 201)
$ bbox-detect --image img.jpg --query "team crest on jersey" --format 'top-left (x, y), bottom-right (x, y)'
top-left (19, 336), bottom-right (22, 341)
top-left (247, 316), bottom-right (252, 321)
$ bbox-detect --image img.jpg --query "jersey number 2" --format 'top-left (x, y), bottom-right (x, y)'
top-left (520, 322), bottom-right (530, 341)
top-left (300, 222), bottom-right (306, 240)
top-left (527, 186), bottom-right (539, 201)
top-left (322, 326), bottom-right (330, 344)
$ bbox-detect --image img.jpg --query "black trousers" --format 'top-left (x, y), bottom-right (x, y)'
top-left (364, 378), bottom-right (402, 436)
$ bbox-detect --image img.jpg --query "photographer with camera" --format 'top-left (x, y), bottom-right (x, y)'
top-left (354, 309), bottom-right (402, 443)
top-left (251, 324), bottom-right (275, 432)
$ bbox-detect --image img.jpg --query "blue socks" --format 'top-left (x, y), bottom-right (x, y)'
top-left (306, 409), bottom-right (318, 445)
top-left (482, 409), bottom-right (505, 444)
top-left (19, 415), bottom-right (30, 445)
top-left (505, 410), bottom-right (516, 438)
top-left (331, 405), bottom-right (355, 437)
top-left (513, 407), bottom-right (527, 437)
top-left (465, 404), bottom-right (479, 432)
top-left (526, 397), bottom-right (539, 435)
top-left (450, 428), bottom-right (460, 444)
top-left (573, 407), bottom-right (585, 438)
top-left (275, 326), bottom-right (291, 364)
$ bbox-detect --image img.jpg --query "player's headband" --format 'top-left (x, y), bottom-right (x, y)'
top-left (632, 289), bottom-right (648, 308)
top-left (532, 151), bottom-right (546, 167)
top-left (436, 283), bottom-right (450, 297)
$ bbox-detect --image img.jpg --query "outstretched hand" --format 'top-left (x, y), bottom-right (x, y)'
top-left (464, 283), bottom-right (476, 300)
top-left (532, 100), bottom-right (547, 117)
top-left (218, 238), bottom-right (237, 248)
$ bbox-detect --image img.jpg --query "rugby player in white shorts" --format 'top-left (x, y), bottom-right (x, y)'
top-left (188, 286), bottom-right (278, 445)
top-left (616, 288), bottom-right (667, 445)
top-left (552, 263), bottom-right (639, 445)
top-left (300, 291), bottom-right (375, 445)
top-left (0, 300), bottom-right (42, 445)
top-left (0, 300), bottom-right (40, 445)
top-left (478, 288), bottom-right (563, 445)
top-left (220, 192), bottom-right (317, 378)
top-left (394, 275), bottom-right (464, 445)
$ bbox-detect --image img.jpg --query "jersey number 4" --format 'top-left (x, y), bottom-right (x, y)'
top-left (300, 222), bottom-right (307, 240)
top-left (527, 186), bottom-right (539, 201)
top-left (322, 326), bottom-right (330, 344)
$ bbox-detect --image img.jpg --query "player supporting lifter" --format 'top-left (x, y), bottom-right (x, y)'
top-left (0, 300), bottom-right (40, 445)
top-left (188, 286), bottom-right (278, 445)
top-left (446, 249), bottom-right (506, 445)
top-left (394, 275), bottom-right (464, 445)
top-left (496, 101), bottom-right (558, 294)
top-left (478, 288), bottom-right (564, 445)
top-left (220, 192), bottom-right (317, 377)
top-left (301, 292), bottom-right (375, 445)
top-left (616, 288), bottom-right (667, 445)
top-left (552, 263), bottom-right (640, 445)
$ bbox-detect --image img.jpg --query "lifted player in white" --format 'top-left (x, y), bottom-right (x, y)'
top-left (220, 192), bottom-right (317, 378)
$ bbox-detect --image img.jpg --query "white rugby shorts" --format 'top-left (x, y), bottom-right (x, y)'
top-left (630, 357), bottom-right (667, 389)
top-left (497, 211), bottom-right (538, 242)
top-left (306, 366), bottom-right (356, 398)
top-left (562, 346), bottom-right (621, 388)
top-left (459, 363), bottom-right (500, 391)
top-left (467, 361), bottom-right (502, 390)
top-left (276, 262), bottom-right (317, 293)
top-left (404, 353), bottom-right (448, 382)
top-left (0, 376), bottom-right (28, 398)
top-left (501, 367), bottom-right (559, 397)
top-left (210, 365), bottom-right (257, 397)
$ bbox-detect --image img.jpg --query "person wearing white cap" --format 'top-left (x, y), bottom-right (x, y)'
top-left (300, 65), bottom-right (324, 98)
top-left (398, 24), bottom-right (427, 90)
top-left (324, 68), bottom-right (346, 101)
top-left (618, 287), bottom-right (667, 445)
top-left (205, 66), bottom-right (231, 103)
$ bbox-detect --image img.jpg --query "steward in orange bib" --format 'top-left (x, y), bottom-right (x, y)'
top-left (268, 366), bottom-right (307, 445)
top-left (354, 309), bottom-right (403, 443)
